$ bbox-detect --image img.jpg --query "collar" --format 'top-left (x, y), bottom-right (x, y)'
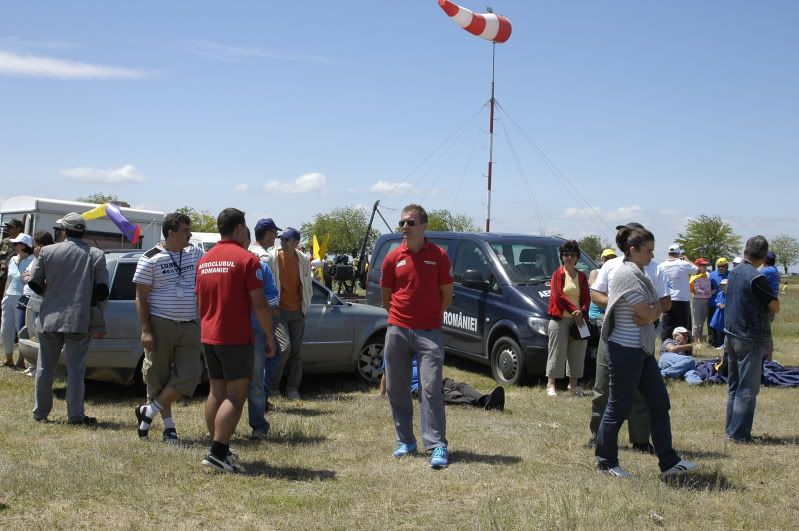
top-left (400, 238), bottom-right (431, 255)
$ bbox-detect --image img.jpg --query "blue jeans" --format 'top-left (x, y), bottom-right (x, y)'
top-left (659, 352), bottom-right (702, 385)
top-left (247, 327), bottom-right (282, 432)
top-left (596, 342), bottom-right (680, 472)
top-left (725, 335), bottom-right (765, 441)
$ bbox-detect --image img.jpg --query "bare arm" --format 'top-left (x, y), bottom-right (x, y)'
top-left (440, 283), bottom-right (453, 313)
top-left (665, 342), bottom-right (693, 354)
top-left (631, 301), bottom-right (658, 325)
top-left (768, 299), bottom-right (780, 315)
top-left (591, 290), bottom-right (608, 307)
top-left (381, 287), bottom-right (393, 314)
top-left (135, 284), bottom-right (155, 352)
top-left (250, 289), bottom-right (276, 358)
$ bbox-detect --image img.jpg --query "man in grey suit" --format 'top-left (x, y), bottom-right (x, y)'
top-left (28, 212), bottom-right (109, 425)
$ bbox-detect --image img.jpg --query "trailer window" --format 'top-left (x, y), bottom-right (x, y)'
top-left (110, 263), bottom-right (137, 300)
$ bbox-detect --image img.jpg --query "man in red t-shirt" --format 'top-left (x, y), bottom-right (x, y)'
top-left (196, 208), bottom-right (276, 473)
top-left (380, 204), bottom-right (453, 469)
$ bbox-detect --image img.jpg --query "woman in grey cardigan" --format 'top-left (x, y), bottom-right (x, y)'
top-left (595, 225), bottom-right (699, 479)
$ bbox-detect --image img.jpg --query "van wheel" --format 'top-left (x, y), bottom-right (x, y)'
top-left (356, 335), bottom-right (384, 384)
top-left (490, 336), bottom-right (528, 386)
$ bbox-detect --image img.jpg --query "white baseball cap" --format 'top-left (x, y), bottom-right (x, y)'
top-left (9, 233), bottom-right (33, 248)
top-left (668, 243), bottom-right (682, 254)
top-left (672, 326), bottom-right (689, 338)
top-left (732, 256), bottom-right (743, 265)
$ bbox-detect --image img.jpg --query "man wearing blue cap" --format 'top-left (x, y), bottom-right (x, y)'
top-left (249, 218), bottom-right (283, 410)
top-left (265, 227), bottom-right (312, 400)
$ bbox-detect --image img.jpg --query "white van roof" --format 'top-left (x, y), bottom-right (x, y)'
top-left (0, 196), bottom-right (164, 223)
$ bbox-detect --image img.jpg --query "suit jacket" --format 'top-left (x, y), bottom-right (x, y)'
top-left (29, 238), bottom-right (108, 334)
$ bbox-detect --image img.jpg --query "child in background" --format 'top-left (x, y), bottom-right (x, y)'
top-left (709, 279), bottom-right (728, 349)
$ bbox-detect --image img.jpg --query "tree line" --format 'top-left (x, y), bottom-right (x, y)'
top-left (76, 193), bottom-right (799, 271)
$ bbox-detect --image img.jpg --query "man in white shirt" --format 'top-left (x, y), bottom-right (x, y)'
top-left (659, 244), bottom-right (698, 340)
top-left (133, 212), bottom-right (205, 443)
top-left (587, 223), bottom-right (672, 453)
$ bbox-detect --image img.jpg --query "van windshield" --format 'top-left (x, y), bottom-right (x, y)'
top-left (488, 240), bottom-right (596, 285)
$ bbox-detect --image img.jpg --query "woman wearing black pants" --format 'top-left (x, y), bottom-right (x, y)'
top-left (595, 225), bottom-right (699, 479)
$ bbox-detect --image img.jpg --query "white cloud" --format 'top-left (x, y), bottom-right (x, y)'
top-left (233, 183), bottom-right (249, 193)
top-left (263, 172), bottom-right (326, 194)
top-left (182, 40), bottom-right (331, 64)
top-left (0, 50), bottom-right (154, 79)
top-left (562, 205), bottom-right (643, 222)
top-left (562, 206), bottom-right (600, 220)
top-left (61, 164), bottom-right (145, 184)
top-left (607, 205), bottom-right (642, 221)
top-left (369, 180), bottom-right (417, 195)
top-left (658, 208), bottom-right (680, 216)
top-left (0, 37), bottom-right (77, 50)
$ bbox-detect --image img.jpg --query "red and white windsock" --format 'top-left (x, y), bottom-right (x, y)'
top-left (438, 0), bottom-right (512, 44)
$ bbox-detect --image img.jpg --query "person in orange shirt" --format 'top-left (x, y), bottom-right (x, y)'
top-left (264, 227), bottom-right (312, 400)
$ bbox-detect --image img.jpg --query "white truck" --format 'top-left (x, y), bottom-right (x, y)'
top-left (0, 196), bottom-right (164, 250)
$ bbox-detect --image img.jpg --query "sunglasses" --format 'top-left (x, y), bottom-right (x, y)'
top-left (398, 220), bottom-right (417, 228)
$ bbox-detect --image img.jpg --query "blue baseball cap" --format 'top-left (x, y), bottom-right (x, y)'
top-left (255, 218), bottom-right (281, 233)
top-left (280, 227), bottom-right (301, 241)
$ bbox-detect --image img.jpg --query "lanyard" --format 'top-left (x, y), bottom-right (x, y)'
top-left (167, 248), bottom-right (183, 279)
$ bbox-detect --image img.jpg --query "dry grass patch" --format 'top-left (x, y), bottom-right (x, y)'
top-left (1, 286), bottom-right (797, 529)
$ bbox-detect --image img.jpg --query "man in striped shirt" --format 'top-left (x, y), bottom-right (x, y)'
top-left (133, 212), bottom-right (205, 443)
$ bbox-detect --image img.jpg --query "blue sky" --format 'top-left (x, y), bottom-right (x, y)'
top-left (1, 1), bottom-right (797, 262)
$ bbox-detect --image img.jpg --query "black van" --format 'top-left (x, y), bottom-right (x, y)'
top-left (365, 232), bottom-right (597, 385)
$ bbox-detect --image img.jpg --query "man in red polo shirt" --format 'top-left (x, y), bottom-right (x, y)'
top-left (381, 204), bottom-right (453, 469)
top-left (196, 208), bottom-right (276, 473)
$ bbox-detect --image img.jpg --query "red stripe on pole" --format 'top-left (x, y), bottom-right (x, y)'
top-left (438, 0), bottom-right (460, 17)
top-left (465, 13), bottom-right (486, 36)
top-left (494, 17), bottom-right (512, 43)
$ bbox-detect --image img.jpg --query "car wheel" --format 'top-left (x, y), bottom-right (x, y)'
top-left (356, 335), bottom-right (385, 384)
top-left (490, 336), bottom-right (528, 386)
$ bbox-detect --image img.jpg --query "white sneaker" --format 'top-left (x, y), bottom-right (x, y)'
top-left (661, 459), bottom-right (699, 478)
top-left (546, 386), bottom-right (557, 397)
top-left (599, 465), bottom-right (631, 478)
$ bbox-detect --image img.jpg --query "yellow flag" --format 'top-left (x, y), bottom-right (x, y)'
top-left (312, 234), bottom-right (321, 260)
top-left (81, 203), bottom-right (108, 220)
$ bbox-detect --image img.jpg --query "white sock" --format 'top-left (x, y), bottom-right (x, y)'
top-left (139, 400), bottom-right (163, 430)
top-left (163, 416), bottom-right (175, 431)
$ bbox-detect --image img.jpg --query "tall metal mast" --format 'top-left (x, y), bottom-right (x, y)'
top-left (485, 40), bottom-right (496, 233)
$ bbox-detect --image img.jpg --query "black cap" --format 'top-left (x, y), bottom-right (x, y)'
top-left (3, 218), bottom-right (23, 229)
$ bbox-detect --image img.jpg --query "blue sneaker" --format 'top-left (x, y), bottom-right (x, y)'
top-left (430, 446), bottom-right (449, 469)
top-left (392, 442), bottom-right (417, 458)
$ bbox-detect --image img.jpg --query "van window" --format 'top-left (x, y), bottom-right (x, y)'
top-left (489, 240), bottom-right (595, 284)
top-left (110, 262), bottom-right (137, 300)
top-left (370, 240), bottom-right (401, 280)
top-left (453, 241), bottom-right (493, 285)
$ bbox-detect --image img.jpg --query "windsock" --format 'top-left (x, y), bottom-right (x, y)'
top-left (438, 0), bottom-right (512, 43)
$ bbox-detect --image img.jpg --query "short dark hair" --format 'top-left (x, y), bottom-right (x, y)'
top-left (616, 225), bottom-right (654, 257)
top-left (65, 228), bottom-right (84, 239)
top-left (744, 235), bottom-right (768, 261)
top-left (402, 204), bottom-right (428, 224)
top-left (559, 240), bottom-right (581, 260)
top-left (217, 208), bottom-right (246, 237)
top-left (162, 212), bottom-right (192, 239)
top-left (33, 230), bottom-right (54, 247)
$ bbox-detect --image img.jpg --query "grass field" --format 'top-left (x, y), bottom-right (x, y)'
top-left (1, 279), bottom-right (797, 529)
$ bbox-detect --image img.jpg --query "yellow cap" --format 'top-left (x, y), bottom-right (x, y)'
top-left (716, 257), bottom-right (729, 266)
top-left (601, 248), bottom-right (617, 259)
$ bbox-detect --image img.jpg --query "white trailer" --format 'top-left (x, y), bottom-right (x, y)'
top-left (0, 196), bottom-right (164, 250)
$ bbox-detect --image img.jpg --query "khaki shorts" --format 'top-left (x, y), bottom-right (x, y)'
top-left (142, 316), bottom-right (203, 399)
top-left (203, 343), bottom-right (253, 381)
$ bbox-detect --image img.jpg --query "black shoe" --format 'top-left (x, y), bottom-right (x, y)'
top-left (134, 405), bottom-right (152, 439)
top-left (632, 442), bottom-right (655, 454)
top-left (33, 415), bottom-right (48, 423)
top-left (68, 416), bottom-right (98, 427)
top-left (586, 434), bottom-right (597, 449)
top-left (162, 428), bottom-right (179, 444)
top-left (265, 400), bottom-right (275, 412)
top-left (484, 387), bottom-right (505, 411)
top-left (202, 452), bottom-right (241, 473)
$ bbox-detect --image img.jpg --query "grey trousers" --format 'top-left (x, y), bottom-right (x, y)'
top-left (271, 309), bottom-right (305, 394)
top-left (385, 325), bottom-right (447, 450)
top-left (33, 331), bottom-right (91, 422)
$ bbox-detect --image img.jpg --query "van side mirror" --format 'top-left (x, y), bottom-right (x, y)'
top-left (462, 269), bottom-right (490, 291)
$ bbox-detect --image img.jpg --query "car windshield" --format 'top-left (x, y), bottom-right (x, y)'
top-left (488, 240), bottom-right (596, 285)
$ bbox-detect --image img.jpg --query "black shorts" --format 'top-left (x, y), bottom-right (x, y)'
top-left (203, 343), bottom-right (253, 381)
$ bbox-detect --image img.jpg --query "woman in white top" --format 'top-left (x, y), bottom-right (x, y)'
top-left (595, 225), bottom-right (698, 479)
top-left (2, 233), bottom-right (35, 368)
